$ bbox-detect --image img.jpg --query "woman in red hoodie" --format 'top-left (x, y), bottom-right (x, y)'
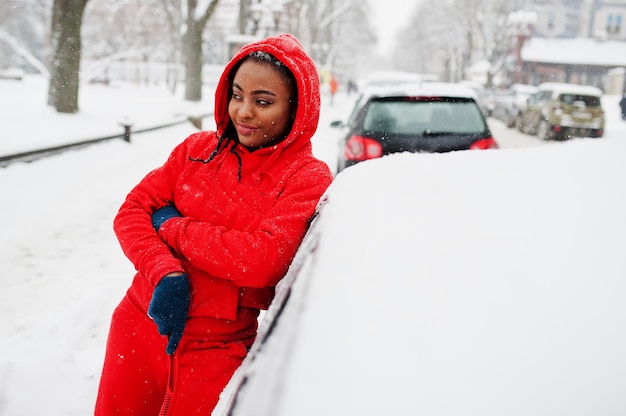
top-left (94, 34), bottom-right (333, 415)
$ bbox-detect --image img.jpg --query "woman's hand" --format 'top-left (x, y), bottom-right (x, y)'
top-left (148, 273), bottom-right (190, 354)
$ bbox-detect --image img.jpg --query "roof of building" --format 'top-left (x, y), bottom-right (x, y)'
top-left (521, 37), bottom-right (626, 67)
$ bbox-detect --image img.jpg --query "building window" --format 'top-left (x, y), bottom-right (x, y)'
top-left (607, 13), bottom-right (622, 35)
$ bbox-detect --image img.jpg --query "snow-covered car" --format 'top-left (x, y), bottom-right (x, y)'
top-left (331, 82), bottom-right (498, 173)
top-left (214, 145), bottom-right (626, 416)
top-left (518, 82), bottom-right (605, 140)
top-left (490, 84), bottom-right (538, 128)
top-left (505, 84), bottom-right (538, 128)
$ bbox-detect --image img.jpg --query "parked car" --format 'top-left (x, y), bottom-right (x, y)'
top-left (331, 82), bottom-right (498, 173)
top-left (486, 88), bottom-right (511, 122)
top-left (518, 82), bottom-right (605, 140)
top-left (214, 148), bottom-right (626, 416)
top-left (490, 84), bottom-right (538, 128)
top-left (459, 80), bottom-right (491, 117)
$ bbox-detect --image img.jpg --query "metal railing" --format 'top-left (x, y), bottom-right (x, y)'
top-left (0, 113), bottom-right (212, 168)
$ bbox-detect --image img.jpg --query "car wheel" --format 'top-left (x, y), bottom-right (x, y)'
top-left (537, 120), bottom-right (551, 140)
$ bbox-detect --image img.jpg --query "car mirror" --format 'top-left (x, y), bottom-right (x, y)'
top-left (330, 120), bottom-right (343, 128)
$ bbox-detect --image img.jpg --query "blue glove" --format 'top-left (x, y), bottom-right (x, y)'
top-left (148, 274), bottom-right (190, 355)
top-left (151, 205), bottom-right (181, 231)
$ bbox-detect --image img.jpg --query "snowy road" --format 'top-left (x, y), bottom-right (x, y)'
top-left (486, 94), bottom-right (625, 149)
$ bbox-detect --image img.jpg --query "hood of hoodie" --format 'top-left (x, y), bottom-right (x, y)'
top-left (214, 34), bottom-right (320, 153)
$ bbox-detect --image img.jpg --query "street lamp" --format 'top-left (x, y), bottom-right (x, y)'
top-left (507, 10), bottom-right (537, 84)
top-left (312, 42), bottom-right (330, 65)
top-left (272, 4), bottom-right (283, 30)
top-left (250, 2), bottom-right (263, 35)
top-left (250, 0), bottom-right (283, 37)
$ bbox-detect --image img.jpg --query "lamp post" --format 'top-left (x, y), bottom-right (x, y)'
top-left (250, 0), bottom-right (283, 37)
top-left (507, 10), bottom-right (537, 85)
top-left (312, 42), bottom-right (330, 66)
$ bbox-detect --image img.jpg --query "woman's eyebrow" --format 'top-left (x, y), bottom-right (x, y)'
top-left (232, 82), bottom-right (276, 96)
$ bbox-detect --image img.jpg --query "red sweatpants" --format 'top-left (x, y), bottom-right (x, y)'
top-left (95, 295), bottom-right (248, 415)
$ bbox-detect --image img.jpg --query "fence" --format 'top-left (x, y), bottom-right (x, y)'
top-left (0, 113), bottom-right (212, 168)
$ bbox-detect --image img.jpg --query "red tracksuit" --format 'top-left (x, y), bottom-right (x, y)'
top-left (95, 34), bottom-right (332, 415)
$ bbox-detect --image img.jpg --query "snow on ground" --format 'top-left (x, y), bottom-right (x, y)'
top-left (0, 75), bottom-right (625, 415)
top-left (0, 75), bottom-right (215, 155)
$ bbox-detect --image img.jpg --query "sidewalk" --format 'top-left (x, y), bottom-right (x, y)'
top-left (1, 75), bottom-right (215, 155)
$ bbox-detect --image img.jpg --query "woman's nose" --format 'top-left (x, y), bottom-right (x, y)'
top-left (237, 99), bottom-right (253, 118)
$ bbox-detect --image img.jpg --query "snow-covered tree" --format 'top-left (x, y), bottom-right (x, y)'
top-left (392, 0), bottom-right (459, 78)
top-left (455, 0), bottom-right (527, 87)
top-left (276, 0), bottom-right (376, 80)
top-left (0, 0), bottom-right (52, 74)
top-left (392, 0), bottom-right (528, 85)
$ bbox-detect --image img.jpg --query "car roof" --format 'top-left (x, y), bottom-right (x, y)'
top-left (510, 83), bottom-right (538, 93)
top-left (360, 70), bottom-right (423, 87)
top-left (538, 82), bottom-right (603, 97)
top-left (359, 81), bottom-right (479, 101)
top-left (217, 145), bottom-right (626, 416)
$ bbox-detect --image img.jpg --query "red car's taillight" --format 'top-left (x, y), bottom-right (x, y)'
top-left (470, 137), bottom-right (499, 150)
top-left (344, 135), bottom-right (383, 161)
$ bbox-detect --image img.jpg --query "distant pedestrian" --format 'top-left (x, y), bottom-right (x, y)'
top-left (329, 74), bottom-right (339, 104)
top-left (94, 33), bottom-right (333, 415)
top-left (620, 94), bottom-right (626, 120)
top-left (347, 79), bottom-right (357, 96)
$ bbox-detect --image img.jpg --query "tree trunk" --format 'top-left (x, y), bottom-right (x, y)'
top-left (183, 0), bottom-right (219, 102)
top-left (47, 0), bottom-right (88, 113)
top-left (183, 19), bottom-right (203, 102)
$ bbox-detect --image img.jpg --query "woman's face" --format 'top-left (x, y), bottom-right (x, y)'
top-left (228, 59), bottom-right (295, 149)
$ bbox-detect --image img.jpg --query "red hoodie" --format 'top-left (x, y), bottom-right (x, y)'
top-left (113, 34), bottom-right (332, 341)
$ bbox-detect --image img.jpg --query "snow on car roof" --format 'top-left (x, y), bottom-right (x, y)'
top-left (538, 82), bottom-right (603, 97)
top-left (360, 70), bottom-right (423, 87)
top-left (510, 83), bottom-right (538, 93)
top-left (362, 81), bottom-right (479, 100)
top-left (217, 137), bottom-right (626, 416)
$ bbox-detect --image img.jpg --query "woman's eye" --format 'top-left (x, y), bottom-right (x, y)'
top-left (231, 92), bottom-right (241, 100)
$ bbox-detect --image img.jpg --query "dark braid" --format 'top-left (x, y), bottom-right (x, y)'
top-left (228, 141), bottom-right (243, 181)
top-left (188, 132), bottom-right (243, 181)
top-left (188, 132), bottom-right (229, 164)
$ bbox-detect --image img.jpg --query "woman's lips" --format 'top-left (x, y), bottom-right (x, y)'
top-left (236, 122), bottom-right (257, 136)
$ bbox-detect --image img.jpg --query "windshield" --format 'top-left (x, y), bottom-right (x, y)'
top-left (362, 97), bottom-right (487, 135)
top-left (559, 94), bottom-right (600, 107)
